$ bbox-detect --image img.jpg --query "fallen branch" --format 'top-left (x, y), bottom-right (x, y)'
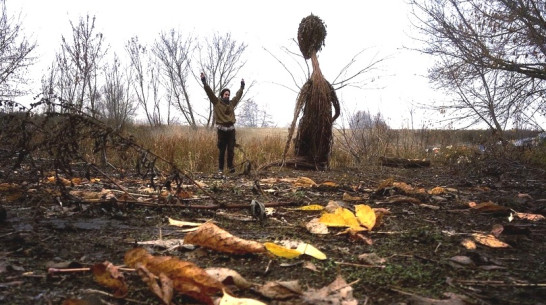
top-left (334, 261), bottom-right (385, 268)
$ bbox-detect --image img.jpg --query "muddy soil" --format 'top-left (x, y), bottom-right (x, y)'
top-left (1, 162), bottom-right (545, 305)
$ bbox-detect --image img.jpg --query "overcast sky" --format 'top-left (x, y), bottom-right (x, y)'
top-left (9, 0), bottom-right (440, 128)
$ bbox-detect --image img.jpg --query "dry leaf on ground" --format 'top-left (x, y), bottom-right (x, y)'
top-left (472, 233), bottom-right (510, 248)
top-left (306, 218), bottom-right (329, 235)
top-left (90, 261), bottom-right (128, 298)
top-left (205, 267), bottom-right (254, 290)
top-left (302, 275), bottom-right (358, 305)
top-left (318, 207), bottom-right (360, 228)
top-left (184, 222), bottom-right (266, 255)
top-left (124, 247), bottom-right (224, 305)
top-left (289, 204), bottom-right (324, 211)
top-left (264, 242), bottom-right (302, 259)
top-left (168, 217), bottom-right (204, 227)
top-left (135, 263), bottom-right (173, 305)
top-left (355, 204), bottom-right (376, 230)
top-left (515, 212), bottom-right (545, 221)
top-left (256, 280), bottom-right (302, 300)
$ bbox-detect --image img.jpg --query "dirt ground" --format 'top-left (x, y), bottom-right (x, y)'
top-left (1, 160), bottom-right (545, 305)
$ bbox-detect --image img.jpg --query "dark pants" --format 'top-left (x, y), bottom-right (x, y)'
top-left (217, 129), bottom-right (236, 172)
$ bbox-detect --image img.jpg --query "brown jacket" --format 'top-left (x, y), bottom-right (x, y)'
top-left (203, 83), bottom-right (244, 125)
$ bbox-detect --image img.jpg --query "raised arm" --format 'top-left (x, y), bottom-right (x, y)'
top-left (231, 78), bottom-right (245, 107)
top-left (201, 72), bottom-right (218, 105)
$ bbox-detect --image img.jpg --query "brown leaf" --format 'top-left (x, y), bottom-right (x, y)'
top-left (124, 248), bottom-right (224, 304)
top-left (183, 222), bottom-right (266, 254)
top-left (428, 186), bottom-right (446, 195)
top-left (256, 280), bottom-right (302, 299)
top-left (90, 261), bottom-right (128, 298)
top-left (469, 201), bottom-right (510, 215)
top-left (491, 224), bottom-right (504, 237)
top-left (135, 263), bottom-right (173, 305)
top-left (302, 275), bottom-right (358, 305)
top-left (472, 233), bottom-right (510, 248)
top-left (515, 212), bottom-right (545, 221)
top-left (205, 267), bottom-right (254, 289)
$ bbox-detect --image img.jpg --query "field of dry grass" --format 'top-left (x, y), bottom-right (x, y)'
top-left (126, 125), bottom-right (546, 174)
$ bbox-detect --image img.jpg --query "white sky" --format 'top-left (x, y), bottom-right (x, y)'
top-left (9, 0), bottom-right (442, 128)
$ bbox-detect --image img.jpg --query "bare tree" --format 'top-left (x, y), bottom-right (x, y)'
top-left (237, 98), bottom-right (274, 127)
top-left (153, 29), bottom-right (196, 127)
top-left (196, 32), bottom-right (248, 127)
top-left (0, 0), bottom-right (36, 99)
top-left (57, 14), bottom-right (107, 115)
top-left (411, 0), bottom-right (546, 80)
top-left (338, 110), bottom-right (390, 164)
top-left (410, 0), bottom-right (546, 133)
top-left (126, 36), bottom-right (168, 126)
top-left (98, 54), bottom-right (136, 131)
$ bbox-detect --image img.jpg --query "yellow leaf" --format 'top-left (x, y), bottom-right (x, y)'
top-left (319, 207), bottom-right (360, 228)
top-left (168, 217), bottom-right (203, 227)
top-left (219, 289), bottom-right (267, 305)
top-left (90, 178), bottom-right (101, 183)
top-left (355, 205), bottom-right (376, 230)
top-left (472, 233), bottom-right (510, 248)
top-left (263, 242), bottom-right (302, 259)
top-left (290, 204), bottom-right (324, 211)
top-left (296, 243), bottom-right (327, 260)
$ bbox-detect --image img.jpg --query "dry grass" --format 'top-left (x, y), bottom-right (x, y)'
top-left (126, 125), bottom-right (545, 173)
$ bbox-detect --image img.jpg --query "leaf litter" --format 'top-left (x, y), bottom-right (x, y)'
top-left (1, 164), bottom-right (546, 304)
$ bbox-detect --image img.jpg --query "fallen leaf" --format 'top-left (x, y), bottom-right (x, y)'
top-left (263, 242), bottom-right (301, 259)
top-left (428, 186), bottom-right (446, 195)
top-left (449, 255), bottom-right (474, 266)
top-left (342, 192), bottom-right (363, 201)
top-left (256, 280), bottom-right (302, 300)
top-left (293, 176), bottom-right (317, 187)
top-left (491, 224), bottom-right (504, 237)
top-left (184, 222), bottom-right (266, 254)
top-left (124, 247), bottom-right (224, 304)
top-left (472, 233), bottom-right (510, 248)
top-left (295, 243), bottom-right (327, 260)
top-left (358, 253), bottom-right (386, 265)
top-left (219, 289), bottom-right (267, 305)
top-left (319, 207), bottom-right (360, 228)
top-left (90, 261), bottom-right (127, 298)
top-left (303, 261), bottom-right (319, 272)
top-left (290, 204), bottom-right (324, 211)
top-left (470, 201), bottom-right (510, 215)
top-left (302, 275), bottom-right (358, 305)
top-left (460, 238), bottom-right (476, 250)
top-left (306, 218), bottom-right (329, 235)
top-left (324, 200), bottom-right (343, 212)
top-left (205, 267), bottom-right (254, 289)
top-left (319, 181), bottom-right (339, 187)
top-left (135, 263), bottom-right (173, 305)
top-left (168, 217), bottom-right (204, 227)
top-left (515, 212), bottom-right (545, 221)
top-left (355, 204), bottom-right (376, 230)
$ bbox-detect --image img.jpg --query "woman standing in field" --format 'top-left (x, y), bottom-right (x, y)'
top-left (200, 72), bottom-right (245, 175)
